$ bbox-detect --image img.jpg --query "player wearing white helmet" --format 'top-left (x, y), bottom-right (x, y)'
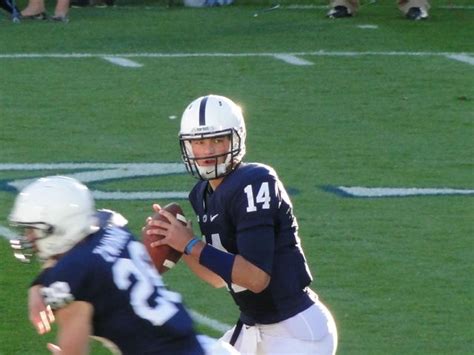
top-left (147, 95), bottom-right (338, 354)
top-left (10, 176), bottom-right (97, 262)
top-left (9, 176), bottom-right (237, 355)
top-left (179, 94), bottom-right (246, 181)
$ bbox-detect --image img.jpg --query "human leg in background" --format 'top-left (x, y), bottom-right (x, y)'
top-left (20, 0), bottom-right (46, 18)
top-left (327, 0), bottom-right (359, 18)
top-left (52, 0), bottom-right (70, 20)
top-left (399, 0), bottom-right (430, 20)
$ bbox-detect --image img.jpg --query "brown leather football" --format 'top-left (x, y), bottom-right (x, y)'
top-left (142, 202), bottom-right (186, 274)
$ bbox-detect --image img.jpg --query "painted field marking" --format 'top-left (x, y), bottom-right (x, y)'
top-left (273, 54), bottom-right (314, 66)
top-left (283, 4), bottom-right (474, 10)
top-left (438, 5), bottom-right (474, 9)
top-left (2, 51), bottom-right (474, 69)
top-left (283, 5), bottom-right (329, 10)
top-left (189, 310), bottom-right (232, 333)
top-left (1, 51), bottom-right (474, 61)
top-left (326, 186), bottom-right (474, 198)
top-left (357, 24), bottom-right (378, 29)
top-left (0, 163), bottom-right (188, 200)
top-left (92, 191), bottom-right (189, 200)
top-left (446, 54), bottom-right (474, 66)
top-left (102, 56), bottom-right (143, 67)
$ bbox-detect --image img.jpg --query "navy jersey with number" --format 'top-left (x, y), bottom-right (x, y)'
top-left (40, 212), bottom-right (204, 355)
top-left (189, 163), bottom-right (314, 325)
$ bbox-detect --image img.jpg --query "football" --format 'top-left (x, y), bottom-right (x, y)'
top-left (142, 203), bottom-right (186, 274)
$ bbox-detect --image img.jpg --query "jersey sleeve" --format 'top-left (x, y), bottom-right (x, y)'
top-left (41, 256), bottom-right (94, 310)
top-left (229, 171), bottom-right (284, 275)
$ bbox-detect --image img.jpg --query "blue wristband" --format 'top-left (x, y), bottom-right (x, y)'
top-left (199, 244), bottom-right (236, 284)
top-left (184, 238), bottom-right (200, 255)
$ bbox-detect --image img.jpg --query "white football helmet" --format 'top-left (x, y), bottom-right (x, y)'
top-left (179, 94), bottom-right (246, 180)
top-left (9, 176), bottom-right (97, 261)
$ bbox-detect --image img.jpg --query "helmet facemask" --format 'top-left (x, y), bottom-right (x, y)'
top-left (180, 128), bottom-right (244, 180)
top-left (9, 224), bottom-right (52, 263)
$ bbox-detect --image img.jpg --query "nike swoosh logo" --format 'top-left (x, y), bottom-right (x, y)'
top-left (210, 214), bottom-right (219, 222)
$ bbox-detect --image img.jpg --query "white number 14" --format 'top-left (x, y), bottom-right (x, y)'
top-left (244, 182), bottom-right (271, 212)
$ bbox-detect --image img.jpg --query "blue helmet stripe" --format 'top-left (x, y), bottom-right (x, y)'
top-left (199, 96), bottom-right (209, 126)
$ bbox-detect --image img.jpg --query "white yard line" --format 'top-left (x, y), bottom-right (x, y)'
top-left (283, 4), bottom-right (474, 10)
top-left (92, 191), bottom-right (189, 200)
top-left (357, 24), bottom-right (378, 29)
top-left (189, 310), bottom-right (232, 333)
top-left (446, 54), bottom-right (474, 66)
top-left (2, 50), bottom-right (474, 69)
top-left (273, 54), bottom-right (313, 65)
top-left (102, 56), bottom-right (143, 67)
top-left (333, 186), bottom-right (474, 198)
top-left (284, 5), bottom-right (328, 10)
top-left (438, 5), bottom-right (474, 9)
top-left (0, 163), bottom-right (183, 170)
top-left (1, 51), bottom-right (473, 60)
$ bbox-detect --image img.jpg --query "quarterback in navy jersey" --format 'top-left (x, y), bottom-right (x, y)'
top-left (189, 162), bottom-right (314, 325)
top-left (9, 176), bottom-right (235, 355)
top-left (147, 95), bottom-right (338, 354)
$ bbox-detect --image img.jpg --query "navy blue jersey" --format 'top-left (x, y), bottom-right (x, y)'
top-left (189, 163), bottom-right (314, 325)
top-left (40, 212), bottom-right (203, 355)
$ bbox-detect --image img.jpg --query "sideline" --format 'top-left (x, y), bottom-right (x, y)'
top-left (1, 51), bottom-right (473, 68)
top-left (1, 50), bottom-right (474, 59)
top-left (325, 186), bottom-right (474, 198)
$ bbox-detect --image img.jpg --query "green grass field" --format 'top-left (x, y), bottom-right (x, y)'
top-left (1, 0), bottom-right (473, 354)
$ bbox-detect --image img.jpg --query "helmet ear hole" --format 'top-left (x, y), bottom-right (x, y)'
top-left (46, 224), bottom-right (55, 236)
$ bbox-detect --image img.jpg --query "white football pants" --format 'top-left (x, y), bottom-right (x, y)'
top-left (198, 334), bottom-right (240, 355)
top-left (220, 300), bottom-right (338, 354)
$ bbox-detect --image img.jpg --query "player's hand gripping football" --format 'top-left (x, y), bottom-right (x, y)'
top-left (146, 203), bottom-right (195, 253)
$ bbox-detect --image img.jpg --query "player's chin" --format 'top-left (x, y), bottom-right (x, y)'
top-left (199, 160), bottom-right (216, 166)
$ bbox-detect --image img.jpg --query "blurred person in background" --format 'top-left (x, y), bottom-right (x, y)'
top-left (327, 0), bottom-right (430, 20)
top-left (0, 0), bottom-right (21, 18)
top-left (9, 176), bottom-right (237, 355)
top-left (20, 0), bottom-right (70, 21)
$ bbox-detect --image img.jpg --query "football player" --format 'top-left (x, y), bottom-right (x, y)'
top-left (9, 176), bottom-right (237, 355)
top-left (147, 95), bottom-right (338, 354)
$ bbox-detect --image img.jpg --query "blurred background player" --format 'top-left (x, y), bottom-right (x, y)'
top-left (146, 95), bottom-right (338, 354)
top-left (327, 0), bottom-right (430, 20)
top-left (9, 176), bottom-right (236, 355)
